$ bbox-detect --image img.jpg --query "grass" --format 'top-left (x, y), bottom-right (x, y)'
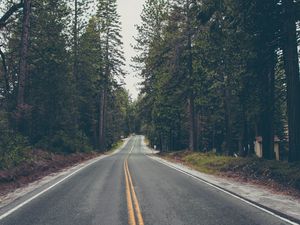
top-left (161, 151), bottom-right (300, 191)
top-left (105, 139), bottom-right (125, 155)
top-left (144, 137), bottom-right (150, 146)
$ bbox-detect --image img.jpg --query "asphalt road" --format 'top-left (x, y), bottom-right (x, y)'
top-left (0, 136), bottom-right (295, 225)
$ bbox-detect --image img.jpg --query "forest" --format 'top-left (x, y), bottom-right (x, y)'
top-left (133, 0), bottom-right (300, 162)
top-left (1, 1), bottom-right (300, 224)
top-left (0, 0), bottom-right (300, 171)
top-left (0, 0), bottom-right (133, 169)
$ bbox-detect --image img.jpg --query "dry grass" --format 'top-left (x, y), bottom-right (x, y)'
top-left (161, 151), bottom-right (300, 193)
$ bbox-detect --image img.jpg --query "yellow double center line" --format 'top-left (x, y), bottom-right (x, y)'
top-left (124, 140), bottom-right (144, 225)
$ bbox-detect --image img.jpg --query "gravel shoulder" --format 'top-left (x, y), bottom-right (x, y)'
top-left (150, 151), bottom-right (300, 222)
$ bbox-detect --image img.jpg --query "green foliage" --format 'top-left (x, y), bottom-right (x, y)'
top-left (134, 0), bottom-right (291, 159)
top-left (106, 139), bottom-right (124, 154)
top-left (168, 151), bottom-right (300, 190)
top-left (0, 112), bottom-right (29, 169)
top-left (0, 0), bottom-right (130, 166)
top-left (36, 130), bottom-right (91, 154)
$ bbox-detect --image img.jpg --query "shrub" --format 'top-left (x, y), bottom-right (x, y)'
top-left (0, 112), bottom-right (29, 169)
top-left (37, 130), bottom-right (92, 153)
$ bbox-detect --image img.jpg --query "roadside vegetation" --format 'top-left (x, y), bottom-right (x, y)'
top-left (0, 1), bottom-right (135, 172)
top-left (161, 151), bottom-right (300, 194)
top-left (1, 0), bottom-right (300, 199)
top-left (105, 139), bottom-right (125, 155)
top-left (133, 0), bottom-right (300, 196)
top-left (0, 138), bottom-right (125, 197)
top-left (133, 0), bottom-right (300, 197)
top-left (0, 149), bottom-right (100, 196)
top-left (133, 0), bottom-right (300, 163)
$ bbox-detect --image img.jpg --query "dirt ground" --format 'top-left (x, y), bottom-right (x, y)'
top-left (0, 149), bottom-right (101, 197)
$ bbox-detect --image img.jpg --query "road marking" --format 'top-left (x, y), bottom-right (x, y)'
top-left (0, 137), bottom-right (132, 221)
top-left (124, 161), bottom-right (136, 225)
top-left (125, 160), bottom-right (144, 225)
top-left (0, 155), bottom-right (108, 221)
top-left (124, 138), bottom-right (145, 225)
top-left (129, 139), bottom-right (135, 155)
top-left (147, 155), bottom-right (299, 225)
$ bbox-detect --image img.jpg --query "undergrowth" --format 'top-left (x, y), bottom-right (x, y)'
top-left (163, 151), bottom-right (300, 191)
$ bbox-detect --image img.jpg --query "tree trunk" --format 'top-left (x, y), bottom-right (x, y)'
top-left (99, 89), bottom-right (106, 151)
top-left (188, 96), bottom-right (196, 151)
top-left (98, 32), bottom-right (110, 152)
top-left (282, 0), bottom-right (300, 162)
top-left (73, 0), bottom-right (78, 81)
top-left (224, 80), bottom-right (234, 155)
top-left (261, 56), bottom-right (275, 160)
top-left (186, 0), bottom-right (196, 151)
top-left (18, 0), bottom-right (31, 107)
top-left (197, 110), bottom-right (202, 150)
top-left (240, 103), bottom-right (249, 157)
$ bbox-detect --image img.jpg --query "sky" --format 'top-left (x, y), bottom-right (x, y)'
top-left (117, 0), bottom-right (145, 100)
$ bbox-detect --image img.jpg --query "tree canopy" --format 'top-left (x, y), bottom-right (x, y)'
top-left (133, 0), bottom-right (300, 162)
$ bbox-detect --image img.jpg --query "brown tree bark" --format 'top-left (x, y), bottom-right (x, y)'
top-left (17, 0), bottom-right (31, 107)
top-left (282, 0), bottom-right (300, 162)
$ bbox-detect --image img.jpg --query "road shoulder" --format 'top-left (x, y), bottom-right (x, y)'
top-left (146, 152), bottom-right (300, 223)
top-left (0, 137), bottom-right (130, 215)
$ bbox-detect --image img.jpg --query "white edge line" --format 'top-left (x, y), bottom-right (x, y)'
top-left (0, 140), bottom-right (130, 221)
top-left (129, 138), bottom-right (136, 155)
top-left (146, 155), bottom-right (299, 225)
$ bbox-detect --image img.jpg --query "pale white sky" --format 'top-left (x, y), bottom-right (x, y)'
top-left (117, 0), bottom-right (145, 100)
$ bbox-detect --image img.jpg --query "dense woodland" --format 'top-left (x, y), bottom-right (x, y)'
top-left (0, 0), bottom-right (133, 168)
top-left (0, 0), bottom-right (300, 169)
top-left (133, 0), bottom-right (300, 162)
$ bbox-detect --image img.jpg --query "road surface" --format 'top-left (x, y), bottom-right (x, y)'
top-left (0, 136), bottom-right (295, 225)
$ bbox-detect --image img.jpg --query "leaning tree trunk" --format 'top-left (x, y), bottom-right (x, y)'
top-left (0, 1), bottom-right (25, 98)
top-left (282, 0), bottom-right (300, 162)
top-left (18, 0), bottom-right (31, 107)
top-left (0, 2), bottom-right (24, 30)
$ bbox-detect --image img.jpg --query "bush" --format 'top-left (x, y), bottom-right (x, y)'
top-left (37, 130), bottom-right (92, 153)
top-left (0, 112), bottom-right (29, 169)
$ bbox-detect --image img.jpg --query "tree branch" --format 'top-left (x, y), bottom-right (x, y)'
top-left (0, 1), bottom-right (24, 30)
top-left (0, 48), bottom-right (10, 95)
